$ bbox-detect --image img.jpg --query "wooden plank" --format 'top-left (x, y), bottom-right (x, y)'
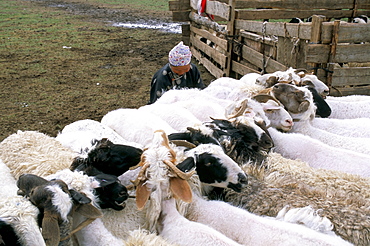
top-left (191, 35), bottom-right (228, 67)
top-left (306, 15), bottom-right (326, 73)
top-left (241, 44), bottom-right (287, 73)
top-left (236, 9), bottom-right (358, 20)
top-left (189, 12), bottom-right (228, 34)
top-left (169, 0), bottom-right (190, 11)
top-left (191, 47), bottom-right (225, 78)
top-left (331, 85), bottom-right (370, 96)
top-left (331, 67), bottom-right (370, 87)
top-left (235, 20), bottom-right (312, 40)
top-left (326, 20), bottom-right (341, 88)
top-left (320, 22), bottom-right (370, 43)
top-left (172, 11), bottom-right (191, 22)
top-left (190, 26), bottom-right (228, 51)
top-left (239, 30), bottom-right (277, 46)
top-left (231, 60), bottom-right (260, 76)
top-left (206, 1), bottom-right (230, 20)
top-left (233, 0), bottom-right (369, 10)
top-left (306, 43), bottom-right (370, 63)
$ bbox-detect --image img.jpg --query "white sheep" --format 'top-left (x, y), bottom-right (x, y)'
top-left (325, 99), bottom-right (370, 119)
top-left (56, 119), bottom-right (143, 154)
top-left (138, 103), bottom-right (202, 132)
top-left (326, 95), bottom-right (370, 102)
top-left (0, 130), bottom-right (76, 179)
top-left (219, 152), bottom-right (370, 245)
top-left (184, 193), bottom-right (352, 246)
top-left (0, 159), bottom-right (46, 246)
top-left (101, 108), bottom-right (177, 147)
top-left (311, 117), bottom-right (370, 138)
top-left (267, 127), bottom-right (370, 177)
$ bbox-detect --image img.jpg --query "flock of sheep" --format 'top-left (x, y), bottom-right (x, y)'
top-left (0, 67), bottom-right (370, 246)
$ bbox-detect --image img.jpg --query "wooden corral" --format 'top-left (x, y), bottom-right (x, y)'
top-left (169, 0), bottom-right (370, 96)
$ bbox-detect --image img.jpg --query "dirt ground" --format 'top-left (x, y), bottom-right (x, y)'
top-left (0, 0), bottom-right (216, 142)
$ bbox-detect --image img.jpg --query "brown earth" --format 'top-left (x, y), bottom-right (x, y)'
top-left (0, 0), bottom-right (216, 142)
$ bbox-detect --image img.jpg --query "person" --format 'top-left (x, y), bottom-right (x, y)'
top-left (148, 41), bottom-right (205, 104)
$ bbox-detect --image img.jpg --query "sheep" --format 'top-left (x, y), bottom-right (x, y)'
top-left (137, 132), bottom-right (351, 246)
top-left (0, 131), bottom-right (129, 211)
top-left (101, 108), bottom-right (177, 147)
top-left (267, 127), bottom-right (370, 177)
top-left (99, 130), bottom-right (248, 242)
top-left (155, 87), bottom-right (232, 108)
top-left (0, 159), bottom-right (46, 246)
top-left (56, 119), bottom-right (143, 153)
top-left (184, 187), bottom-right (352, 246)
top-left (267, 84), bottom-right (370, 155)
top-left (325, 99), bottom-right (370, 119)
top-left (138, 103), bottom-right (203, 132)
top-left (326, 95), bottom-right (370, 102)
top-left (311, 117), bottom-right (370, 138)
top-left (16, 173), bottom-right (102, 246)
top-left (252, 94), bottom-right (294, 132)
top-left (214, 152), bottom-right (370, 245)
top-left (70, 138), bottom-right (143, 177)
top-left (130, 130), bottom-right (244, 246)
top-left (0, 130), bottom-right (76, 179)
top-left (159, 198), bottom-right (243, 246)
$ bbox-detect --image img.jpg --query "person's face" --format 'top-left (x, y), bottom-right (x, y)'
top-left (171, 64), bottom-right (191, 76)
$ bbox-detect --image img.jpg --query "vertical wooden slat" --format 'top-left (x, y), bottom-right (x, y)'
top-left (225, 0), bottom-right (236, 77)
top-left (326, 20), bottom-right (341, 88)
top-left (307, 15), bottom-right (326, 74)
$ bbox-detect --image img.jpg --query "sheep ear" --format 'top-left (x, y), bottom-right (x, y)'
top-left (169, 177), bottom-right (192, 203)
top-left (41, 210), bottom-right (60, 246)
top-left (136, 181), bottom-right (150, 210)
top-left (75, 203), bottom-right (103, 219)
top-left (69, 189), bottom-right (91, 205)
top-left (176, 157), bottom-right (196, 172)
top-left (298, 101), bottom-right (310, 112)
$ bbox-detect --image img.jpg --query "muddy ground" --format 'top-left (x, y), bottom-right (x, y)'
top-left (0, 0), bottom-right (216, 142)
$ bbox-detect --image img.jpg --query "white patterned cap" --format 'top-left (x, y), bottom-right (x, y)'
top-left (168, 41), bottom-right (192, 66)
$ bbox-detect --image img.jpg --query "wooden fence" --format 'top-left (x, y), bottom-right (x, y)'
top-left (169, 0), bottom-right (370, 96)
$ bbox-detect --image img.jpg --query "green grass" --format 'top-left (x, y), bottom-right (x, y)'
top-left (83, 0), bottom-right (169, 11)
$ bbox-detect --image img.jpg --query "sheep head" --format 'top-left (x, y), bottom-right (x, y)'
top-left (133, 130), bottom-right (195, 210)
top-left (272, 83), bottom-right (310, 114)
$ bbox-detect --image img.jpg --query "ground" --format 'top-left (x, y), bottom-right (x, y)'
top-left (0, 0), bottom-right (216, 142)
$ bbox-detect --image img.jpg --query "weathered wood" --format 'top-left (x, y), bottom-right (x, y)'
top-left (331, 85), bottom-right (370, 96)
top-left (239, 30), bottom-right (277, 46)
top-left (191, 35), bottom-right (228, 67)
top-left (232, 0), bottom-right (370, 10)
top-left (172, 11), bottom-right (191, 22)
top-left (231, 60), bottom-right (260, 76)
top-left (206, 1), bottom-right (230, 20)
top-left (235, 20), bottom-right (312, 40)
top-left (307, 15), bottom-right (326, 74)
top-left (226, 0), bottom-right (237, 76)
top-left (191, 47), bottom-right (225, 78)
top-left (306, 43), bottom-right (370, 63)
top-left (169, 0), bottom-right (190, 11)
top-left (331, 67), bottom-right (370, 87)
top-left (241, 44), bottom-right (287, 73)
top-left (326, 20), bottom-right (341, 87)
top-left (189, 12), bottom-right (228, 34)
top-left (320, 22), bottom-right (370, 43)
top-left (190, 26), bottom-right (228, 52)
top-left (235, 9), bottom-right (360, 20)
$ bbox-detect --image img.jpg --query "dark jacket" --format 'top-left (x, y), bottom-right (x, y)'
top-left (148, 63), bottom-right (205, 104)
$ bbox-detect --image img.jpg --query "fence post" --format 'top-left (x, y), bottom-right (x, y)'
top-left (225, 0), bottom-right (236, 77)
top-left (307, 15), bottom-right (326, 75)
top-left (326, 20), bottom-right (340, 89)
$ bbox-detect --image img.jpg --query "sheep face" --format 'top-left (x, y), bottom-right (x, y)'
top-left (206, 118), bottom-right (273, 165)
top-left (272, 83), bottom-right (310, 114)
top-left (92, 173), bottom-right (128, 210)
top-left (71, 138), bottom-right (142, 177)
top-left (177, 148), bottom-right (248, 192)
